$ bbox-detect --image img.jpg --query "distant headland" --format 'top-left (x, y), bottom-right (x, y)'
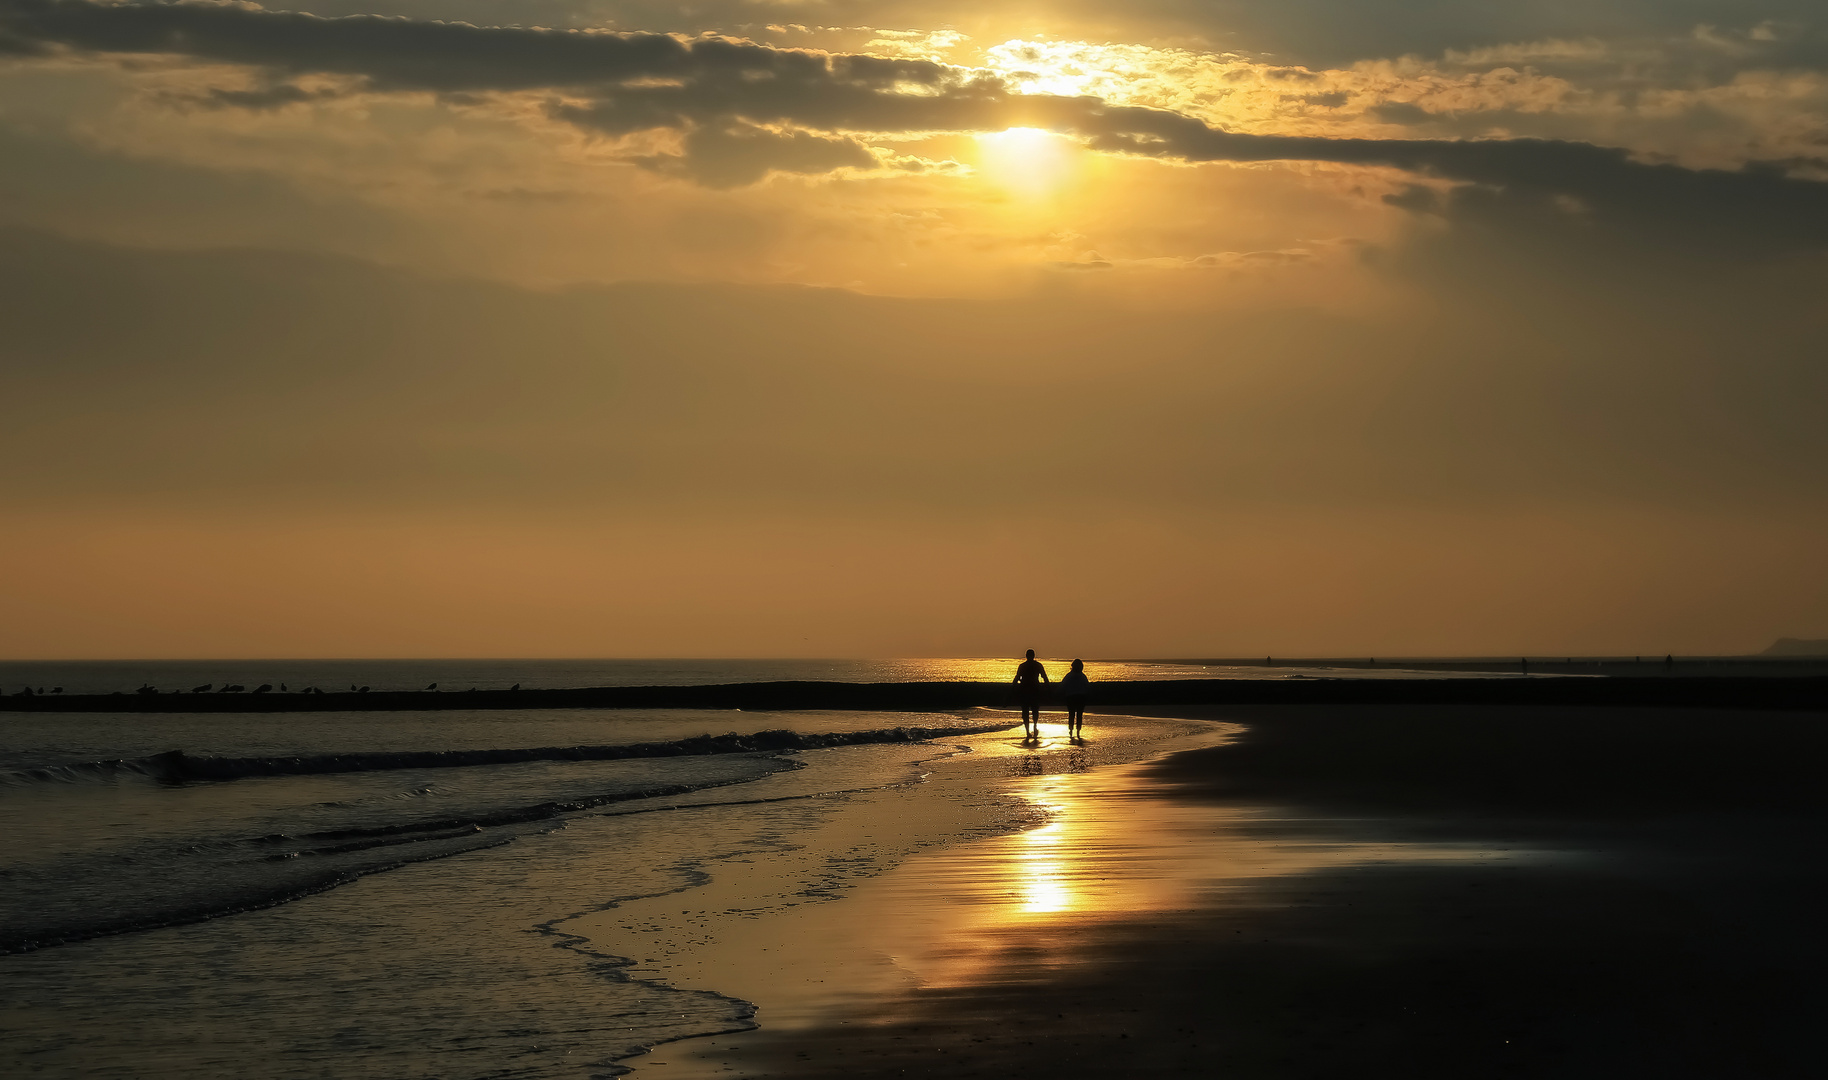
top-left (1762, 638), bottom-right (1828, 656)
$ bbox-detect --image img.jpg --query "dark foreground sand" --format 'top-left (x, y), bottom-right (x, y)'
top-left (629, 705), bottom-right (1826, 1079)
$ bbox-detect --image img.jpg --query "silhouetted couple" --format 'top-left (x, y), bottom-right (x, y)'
top-left (1012, 650), bottom-right (1088, 740)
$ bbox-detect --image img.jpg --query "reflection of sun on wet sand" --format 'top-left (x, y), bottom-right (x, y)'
top-left (818, 741), bottom-right (1531, 1000)
top-left (606, 704), bottom-right (1825, 1079)
top-left (567, 714), bottom-right (1232, 1036)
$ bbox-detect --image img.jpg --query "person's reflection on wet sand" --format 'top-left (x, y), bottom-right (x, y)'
top-left (1060, 658), bottom-right (1089, 741)
top-left (1012, 649), bottom-right (1050, 739)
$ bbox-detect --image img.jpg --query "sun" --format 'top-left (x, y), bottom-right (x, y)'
top-left (974, 127), bottom-right (1078, 198)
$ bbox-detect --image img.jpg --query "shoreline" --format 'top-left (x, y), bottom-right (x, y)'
top-left (8, 675), bottom-right (1828, 712)
top-left (4, 703), bottom-right (1821, 1076)
top-left (611, 703), bottom-right (1827, 1078)
top-left (564, 713), bottom-right (1238, 1074)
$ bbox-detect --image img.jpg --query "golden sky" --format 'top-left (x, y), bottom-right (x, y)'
top-left (1, 0), bottom-right (1825, 657)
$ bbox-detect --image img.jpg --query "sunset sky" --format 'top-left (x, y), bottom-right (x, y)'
top-left (2, 0), bottom-right (1825, 658)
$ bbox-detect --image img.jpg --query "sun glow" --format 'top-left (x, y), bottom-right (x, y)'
top-left (974, 127), bottom-right (1077, 198)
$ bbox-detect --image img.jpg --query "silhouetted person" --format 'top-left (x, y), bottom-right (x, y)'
top-left (1060, 658), bottom-right (1089, 739)
top-left (1012, 649), bottom-right (1049, 738)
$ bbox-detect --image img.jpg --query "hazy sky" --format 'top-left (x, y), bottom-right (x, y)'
top-left (2, 0), bottom-right (1825, 658)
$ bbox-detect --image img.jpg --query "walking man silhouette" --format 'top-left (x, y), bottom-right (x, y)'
top-left (1013, 649), bottom-right (1050, 738)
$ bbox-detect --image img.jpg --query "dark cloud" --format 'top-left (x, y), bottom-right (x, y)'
top-left (1382, 183), bottom-right (1443, 214)
top-left (644, 123), bottom-right (877, 187)
top-left (210, 0), bottom-right (1828, 72)
top-left (203, 82), bottom-right (340, 109)
top-left (1082, 0), bottom-right (1828, 69)
top-left (1290, 90), bottom-right (1350, 108)
top-left (0, 0), bottom-right (951, 92)
top-left (0, 25), bottom-right (44, 54)
top-left (1078, 115), bottom-right (1828, 253)
top-left (1368, 102), bottom-right (1431, 126)
top-left (0, 0), bottom-right (986, 178)
top-left (6, 0), bottom-right (1828, 245)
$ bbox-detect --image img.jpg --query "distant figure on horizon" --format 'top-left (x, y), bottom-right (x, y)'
top-left (1060, 658), bottom-right (1089, 740)
top-left (1012, 649), bottom-right (1050, 739)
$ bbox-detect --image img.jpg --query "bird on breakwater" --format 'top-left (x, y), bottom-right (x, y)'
top-left (359, 686), bottom-right (371, 693)
top-left (426, 683), bottom-right (438, 691)
top-left (510, 683), bottom-right (521, 691)
top-left (280, 683), bottom-right (287, 691)
top-left (50, 687), bottom-right (62, 694)
top-left (192, 684), bottom-right (213, 693)
top-left (253, 684), bottom-right (273, 694)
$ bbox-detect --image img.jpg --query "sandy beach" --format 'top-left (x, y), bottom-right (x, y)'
top-left (2, 696), bottom-right (1820, 1077)
top-left (597, 705), bottom-right (1827, 1078)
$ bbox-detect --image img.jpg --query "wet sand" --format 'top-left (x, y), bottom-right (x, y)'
top-left (600, 705), bottom-right (1827, 1078)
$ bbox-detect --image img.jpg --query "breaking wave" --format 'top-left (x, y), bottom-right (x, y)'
top-left (0, 723), bottom-right (1005, 954)
top-left (0, 724), bottom-right (1005, 788)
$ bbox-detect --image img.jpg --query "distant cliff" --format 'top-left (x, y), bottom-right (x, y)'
top-left (1763, 638), bottom-right (1828, 656)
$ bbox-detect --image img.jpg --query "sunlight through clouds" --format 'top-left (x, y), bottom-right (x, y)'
top-left (973, 126), bottom-right (1078, 198)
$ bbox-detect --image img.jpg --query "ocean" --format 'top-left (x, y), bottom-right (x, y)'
top-left (0, 658), bottom-right (1468, 1077)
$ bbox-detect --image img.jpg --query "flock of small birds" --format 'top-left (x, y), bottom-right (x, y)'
top-left (9, 682), bottom-right (526, 697)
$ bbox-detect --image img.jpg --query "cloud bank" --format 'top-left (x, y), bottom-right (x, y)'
top-left (6, 0), bottom-right (1828, 246)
